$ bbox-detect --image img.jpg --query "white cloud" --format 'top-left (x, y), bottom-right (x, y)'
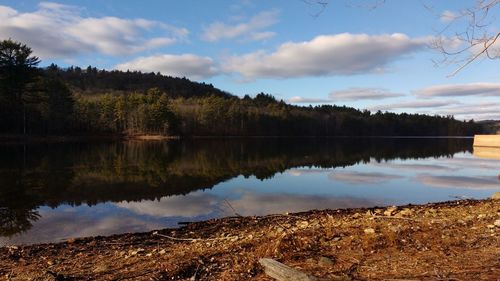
top-left (288, 96), bottom-right (331, 103)
top-left (0, 2), bottom-right (188, 58)
top-left (416, 174), bottom-right (499, 189)
top-left (440, 10), bottom-right (459, 23)
top-left (329, 171), bottom-right (403, 184)
top-left (329, 87), bottom-right (404, 101)
top-left (201, 10), bottom-right (279, 42)
top-left (371, 100), bottom-right (459, 111)
top-left (116, 192), bottom-right (220, 217)
top-left (115, 54), bottom-right (218, 79)
top-left (287, 168), bottom-right (329, 176)
top-left (413, 83), bottom-right (500, 98)
top-left (372, 162), bottom-right (458, 172)
top-left (227, 192), bottom-right (379, 216)
top-left (422, 102), bottom-right (500, 121)
top-left (222, 33), bottom-right (427, 80)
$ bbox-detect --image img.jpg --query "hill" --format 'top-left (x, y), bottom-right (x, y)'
top-left (43, 64), bottom-right (233, 99)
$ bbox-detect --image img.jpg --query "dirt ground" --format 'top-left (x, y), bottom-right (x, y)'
top-left (1, 199), bottom-right (499, 281)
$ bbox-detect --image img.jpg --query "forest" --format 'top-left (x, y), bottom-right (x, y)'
top-left (0, 39), bottom-right (482, 137)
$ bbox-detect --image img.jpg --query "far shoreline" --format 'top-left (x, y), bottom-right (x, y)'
top-left (0, 134), bottom-right (475, 144)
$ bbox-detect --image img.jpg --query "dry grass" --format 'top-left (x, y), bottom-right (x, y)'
top-left (1, 199), bottom-right (499, 280)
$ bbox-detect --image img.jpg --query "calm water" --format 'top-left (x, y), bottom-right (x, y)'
top-left (0, 138), bottom-right (498, 245)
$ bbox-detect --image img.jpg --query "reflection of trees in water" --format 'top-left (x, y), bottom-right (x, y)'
top-left (0, 207), bottom-right (40, 237)
top-left (0, 138), bottom-right (472, 236)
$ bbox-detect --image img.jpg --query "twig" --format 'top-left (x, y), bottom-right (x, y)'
top-left (152, 231), bottom-right (238, 242)
top-left (263, 213), bottom-right (304, 220)
top-left (372, 216), bottom-right (419, 221)
top-left (373, 215), bottom-right (448, 222)
top-left (223, 199), bottom-right (242, 217)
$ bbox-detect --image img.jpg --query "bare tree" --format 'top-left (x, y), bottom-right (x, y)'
top-left (306, 0), bottom-right (499, 76)
top-left (430, 0), bottom-right (499, 76)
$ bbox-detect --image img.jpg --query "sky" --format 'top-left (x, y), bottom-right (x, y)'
top-left (0, 0), bottom-right (498, 120)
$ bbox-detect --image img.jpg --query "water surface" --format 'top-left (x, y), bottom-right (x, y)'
top-left (0, 138), bottom-right (498, 245)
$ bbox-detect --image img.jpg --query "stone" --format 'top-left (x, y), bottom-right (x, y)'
top-left (398, 208), bottom-right (414, 217)
top-left (297, 221), bottom-right (309, 229)
top-left (494, 219), bottom-right (500, 227)
top-left (318, 257), bottom-right (334, 266)
top-left (491, 192), bottom-right (500, 200)
top-left (364, 228), bottom-right (375, 234)
top-left (384, 206), bottom-right (398, 216)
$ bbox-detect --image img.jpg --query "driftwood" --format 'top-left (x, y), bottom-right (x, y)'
top-left (259, 258), bottom-right (353, 281)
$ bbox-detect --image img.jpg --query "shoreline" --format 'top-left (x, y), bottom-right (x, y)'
top-left (0, 134), bottom-right (475, 144)
top-left (1, 199), bottom-right (498, 280)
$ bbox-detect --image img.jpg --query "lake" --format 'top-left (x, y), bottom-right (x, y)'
top-left (1, 138), bottom-right (498, 245)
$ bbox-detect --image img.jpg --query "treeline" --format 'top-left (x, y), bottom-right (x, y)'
top-left (45, 64), bottom-right (231, 99)
top-left (0, 39), bottom-right (482, 137)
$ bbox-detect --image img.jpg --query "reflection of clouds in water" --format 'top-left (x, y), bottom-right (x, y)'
top-left (114, 190), bottom-right (381, 218)
top-left (0, 210), bottom-right (162, 246)
top-left (227, 192), bottom-right (380, 216)
top-left (115, 191), bottom-right (220, 217)
top-left (329, 171), bottom-right (403, 184)
top-left (416, 174), bottom-right (500, 189)
top-left (372, 162), bottom-right (457, 172)
top-left (442, 156), bottom-right (500, 170)
top-left (287, 168), bottom-right (329, 176)
top-left (0, 191), bottom-right (383, 245)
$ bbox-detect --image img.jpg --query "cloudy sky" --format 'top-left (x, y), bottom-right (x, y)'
top-left (0, 0), bottom-right (498, 120)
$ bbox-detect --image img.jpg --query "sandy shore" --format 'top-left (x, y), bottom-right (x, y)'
top-left (1, 199), bottom-right (499, 280)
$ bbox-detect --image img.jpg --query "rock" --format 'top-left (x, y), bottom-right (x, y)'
top-left (332, 236), bottom-right (341, 242)
top-left (318, 257), bottom-right (334, 266)
top-left (398, 208), bottom-right (414, 217)
top-left (491, 192), bottom-right (500, 200)
top-left (297, 221), bottom-right (309, 229)
top-left (92, 265), bottom-right (108, 273)
top-left (384, 206), bottom-right (398, 216)
top-left (159, 249), bottom-right (166, 255)
top-left (364, 228), bottom-right (375, 234)
top-left (494, 219), bottom-right (500, 227)
top-left (487, 225), bottom-right (495, 229)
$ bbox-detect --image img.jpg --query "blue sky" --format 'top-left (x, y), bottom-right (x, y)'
top-left (0, 0), bottom-right (498, 120)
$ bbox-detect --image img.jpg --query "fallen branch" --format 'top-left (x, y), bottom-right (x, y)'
top-left (152, 231), bottom-right (238, 242)
top-left (259, 258), bottom-right (354, 281)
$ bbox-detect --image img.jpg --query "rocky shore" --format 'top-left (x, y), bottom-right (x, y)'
top-left (1, 199), bottom-right (499, 280)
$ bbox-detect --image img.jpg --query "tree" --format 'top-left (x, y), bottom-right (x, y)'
top-left (0, 39), bottom-right (40, 134)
